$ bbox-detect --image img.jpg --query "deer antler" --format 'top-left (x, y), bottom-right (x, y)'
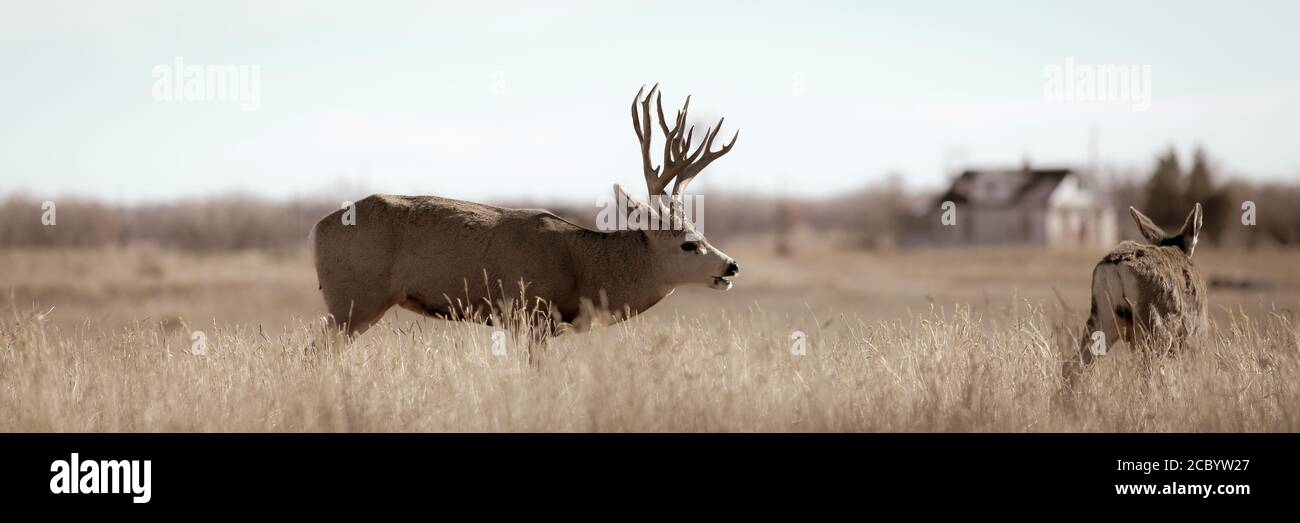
top-left (631, 84), bottom-right (738, 200)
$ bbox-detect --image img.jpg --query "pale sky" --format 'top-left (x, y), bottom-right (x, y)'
top-left (2, 0), bottom-right (1298, 204)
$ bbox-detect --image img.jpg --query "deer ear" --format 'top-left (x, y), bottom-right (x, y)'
top-left (1129, 206), bottom-right (1167, 245)
top-left (613, 184), bottom-right (660, 231)
top-left (1175, 203), bottom-right (1203, 257)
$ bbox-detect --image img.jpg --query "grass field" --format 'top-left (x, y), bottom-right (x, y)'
top-left (2, 240), bottom-right (1298, 431)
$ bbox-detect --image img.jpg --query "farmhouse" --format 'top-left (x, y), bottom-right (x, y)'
top-left (899, 167), bottom-right (1116, 248)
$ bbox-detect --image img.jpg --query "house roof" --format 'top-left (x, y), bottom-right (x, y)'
top-left (937, 168), bottom-right (1074, 208)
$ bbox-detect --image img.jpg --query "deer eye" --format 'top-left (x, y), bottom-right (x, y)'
top-left (680, 242), bottom-right (698, 252)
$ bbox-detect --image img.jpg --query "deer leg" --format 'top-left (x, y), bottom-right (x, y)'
top-left (343, 303), bottom-right (393, 336)
top-left (324, 291), bottom-right (395, 337)
top-left (1064, 300), bottom-right (1122, 385)
top-left (522, 311), bottom-right (565, 368)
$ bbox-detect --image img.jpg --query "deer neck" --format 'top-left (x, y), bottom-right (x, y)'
top-left (569, 230), bottom-right (672, 315)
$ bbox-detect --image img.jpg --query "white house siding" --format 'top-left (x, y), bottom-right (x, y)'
top-left (899, 169), bottom-right (1117, 249)
top-left (1046, 206), bottom-right (1116, 248)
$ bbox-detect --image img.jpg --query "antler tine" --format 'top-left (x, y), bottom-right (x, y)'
top-left (673, 98), bottom-right (692, 161)
top-left (655, 93), bottom-right (691, 137)
top-left (679, 125), bottom-right (696, 160)
top-left (632, 84), bottom-right (672, 197)
top-left (655, 92), bottom-right (673, 187)
top-left (656, 91), bottom-right (690, 196)
top-left (671, 118), bottom-right (739, 197)
top-left (630, 84), bottom-right (646, 139)
top-left (631, 85), bottom-right (738, 198)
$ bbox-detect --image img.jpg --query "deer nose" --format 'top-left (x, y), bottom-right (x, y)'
top-left (724, 261), bottom-right (740, 277)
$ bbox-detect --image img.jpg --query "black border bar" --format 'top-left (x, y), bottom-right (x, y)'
top-left (1, 433), bottom-right (1290, 513)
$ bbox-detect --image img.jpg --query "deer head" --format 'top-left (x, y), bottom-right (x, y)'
top-left (1130, 203), bottom-right (1203, 258)
top-left (616, 84), bottom-right (740, 290)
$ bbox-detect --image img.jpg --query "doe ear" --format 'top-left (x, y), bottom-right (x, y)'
top-left (1129, 206), bottom-right (1168, 245)
top-left (1175, 203), bottom-right (1203, 257)
top-left (612, 183), bottom-right (660, 231)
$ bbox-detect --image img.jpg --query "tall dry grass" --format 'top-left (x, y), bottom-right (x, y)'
top-left (2, 297), bottom-right (1295, 432)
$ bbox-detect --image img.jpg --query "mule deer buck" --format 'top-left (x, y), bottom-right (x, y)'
top-left (1064, 203), bottom-right (1208, 382)
top-left (310, 84), bottom-right (740, 336)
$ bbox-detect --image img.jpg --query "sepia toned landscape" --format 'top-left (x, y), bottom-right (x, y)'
top-left (3, 2), bottom-right (1298, 437)
top-left (2, 236), bottom-right (1296, 432)
top-left (8, 4), bottom-right (1300, 516)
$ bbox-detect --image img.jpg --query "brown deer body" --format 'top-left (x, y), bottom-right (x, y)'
top-left (311, 85), bottom-right (740, 335)
top-left (1065, 204), bottom-right (1208, 380)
